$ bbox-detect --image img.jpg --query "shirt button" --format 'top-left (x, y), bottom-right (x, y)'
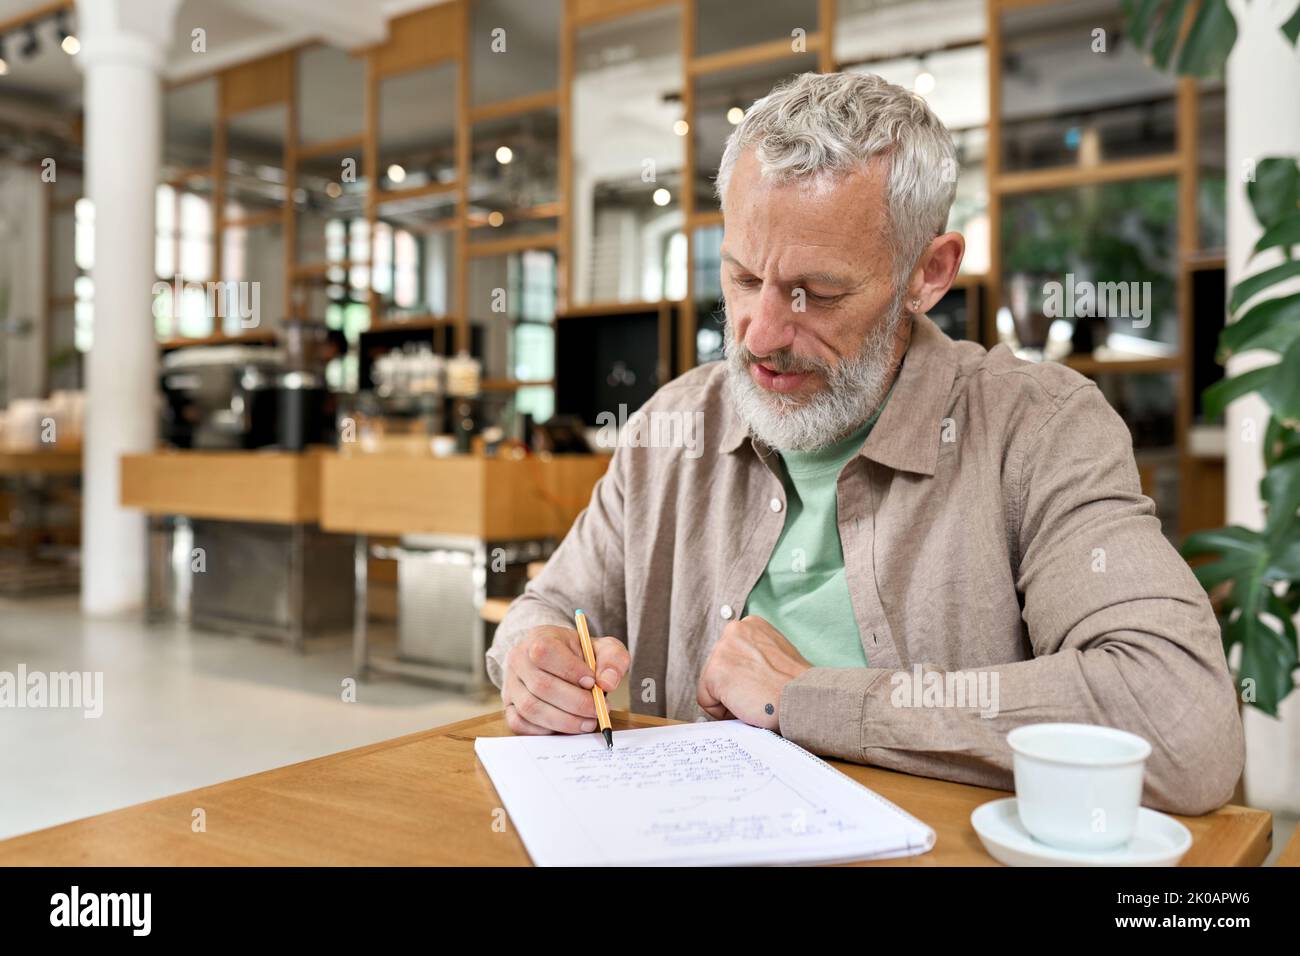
top-left (719, 604), bottom-right (734, 620)
top-left (769, 498), bottom-right (783, 513)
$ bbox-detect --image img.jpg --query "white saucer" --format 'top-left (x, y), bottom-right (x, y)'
top-left (971, 797), bottom-right (1192, 866)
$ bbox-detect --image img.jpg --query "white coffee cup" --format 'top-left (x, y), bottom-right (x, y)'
top-left (1006, 722), bottom-right (1152, 851)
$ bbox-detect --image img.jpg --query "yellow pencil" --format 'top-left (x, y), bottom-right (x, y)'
top-left (574, 609), bottom-right (613, 749)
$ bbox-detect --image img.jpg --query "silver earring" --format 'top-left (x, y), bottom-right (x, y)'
top-left (910, 298), bottom-right (921, 311)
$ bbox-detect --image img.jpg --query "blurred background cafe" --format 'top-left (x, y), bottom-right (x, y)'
top-left (0, 0), bottom-right (1297, 849)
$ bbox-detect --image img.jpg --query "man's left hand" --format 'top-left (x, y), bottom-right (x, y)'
top-left (696, 616), bottom-right (813, 731)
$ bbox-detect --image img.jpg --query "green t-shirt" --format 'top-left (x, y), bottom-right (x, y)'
top-left (743, 395), bottom-right (890, 667)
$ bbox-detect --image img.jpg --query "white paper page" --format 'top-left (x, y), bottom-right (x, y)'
top-left (475, 720), bottom-right (936, 866)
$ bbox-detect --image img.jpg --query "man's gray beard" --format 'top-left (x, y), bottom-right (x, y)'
top-left (723, 296), bottom-right (907, 453)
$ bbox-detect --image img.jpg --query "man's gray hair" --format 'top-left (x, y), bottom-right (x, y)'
top-left (715, 71), bottom-right (958, 290)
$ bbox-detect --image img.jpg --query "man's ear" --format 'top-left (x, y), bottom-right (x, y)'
top-left (907, 232), bottom-right (965, 312)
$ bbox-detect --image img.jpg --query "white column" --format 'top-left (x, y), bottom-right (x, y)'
top-left (76, 0), bottom-right (180, 615)
top-left (1225, 0), bottom-right (1300, 813)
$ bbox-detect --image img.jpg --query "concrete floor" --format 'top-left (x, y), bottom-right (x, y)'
top-left (0, 594), bottom-right (497, 841)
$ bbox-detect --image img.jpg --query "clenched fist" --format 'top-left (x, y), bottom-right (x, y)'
top-left (502, 625), bottom-right (630, 735)
top-left (697, 616), bottom-right (812, 730)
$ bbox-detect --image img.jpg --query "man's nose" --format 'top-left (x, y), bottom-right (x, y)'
top-left (742, 282), bottom-right (797, 358)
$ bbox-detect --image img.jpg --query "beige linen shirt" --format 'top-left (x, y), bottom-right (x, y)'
top-left (487, 315), bottom-right (1244, 815)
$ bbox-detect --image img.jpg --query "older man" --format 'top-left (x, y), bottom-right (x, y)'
top-left (487, 72), bottom-right (1244, 814)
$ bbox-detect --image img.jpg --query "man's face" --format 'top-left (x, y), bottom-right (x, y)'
top-left (719, 149), bottom-right (909, 452)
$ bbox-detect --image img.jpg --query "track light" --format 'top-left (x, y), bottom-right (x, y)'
top-left (0, 9), bottom-right (79, 72)
top-left (57, 10), bottom-right (79, 55)
top-left (20, 23), bottom-right (39, 59)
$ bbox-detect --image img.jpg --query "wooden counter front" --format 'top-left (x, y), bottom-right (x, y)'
top-left (120, 451), bottom-right (322, 524)
top-left (0, 450), bottom-right (81, 476)
top-left (320, 453), bottom-right (610, 539)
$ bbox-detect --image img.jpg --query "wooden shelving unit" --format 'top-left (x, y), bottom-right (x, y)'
top-left (987, 0), bottom-right (1225, 539)
top-left (35, 0), bottom-right (1214, 539)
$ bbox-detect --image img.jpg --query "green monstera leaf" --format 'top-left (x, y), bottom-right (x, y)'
top-left (1130, 0), bottom-right (1300, 715)
top-left (1183, 477), bottom-right (1300, 717)
top-left (1121, 0), bottom-right (1238, 76)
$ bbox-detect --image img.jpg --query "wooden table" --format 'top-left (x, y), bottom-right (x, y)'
top-left (0, 711), bottom-right (1272, 866)
top-left (1277, 825), bottom-right (1300, 867)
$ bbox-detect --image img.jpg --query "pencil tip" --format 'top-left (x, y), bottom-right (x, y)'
top-left (602, 727), bottom-right (613, 750)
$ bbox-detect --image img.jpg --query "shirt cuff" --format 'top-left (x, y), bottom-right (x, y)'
top-left (485, 600), bottom-right (576, 689)
top-left (779, 667), bottom-right (886, 761)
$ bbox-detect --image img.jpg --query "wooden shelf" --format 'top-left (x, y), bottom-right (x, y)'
top-left (220, 208), bottom-right (285, 229)
top-left (479, 379), bottom-right (555, 392)
top-left (557, 299), bottom-right (680, 319)
top-left (466, 231), bottom-right (561, 257)
top-left (465, 202), bottom-right (561, 228)
top-left (1183, 250), bottom-right (1227, 272)
top-left (1063, 354), bottom-right (1181, 376)
top-left (367, 315), bottom-right (458, 333)
top-left (995, 154), bottom-right (1182, 195)
top-left (157, 330), bottom-right (276, 351)
top-left (687, 34), bottom-right (824, 76)
top-left (291, 259), bottom-right (364, 278)
top-left (468, 90), bottom-right (560, 124)
top-left (686, 210), bottom-right (724, 230)
top-left (296, 134), bottom-right (365, 161)
top-left (374, 181), bottom-right (459, 203)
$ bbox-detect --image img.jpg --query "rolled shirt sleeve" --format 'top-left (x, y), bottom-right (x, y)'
top-left (780, 384), bottom-right (1245, 816)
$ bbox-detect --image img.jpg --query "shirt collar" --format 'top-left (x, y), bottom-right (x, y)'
top-left (717, 314), bottom-right (958, 477)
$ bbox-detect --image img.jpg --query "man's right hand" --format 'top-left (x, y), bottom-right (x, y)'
top-left (502, 625), bottom-right (630, 736)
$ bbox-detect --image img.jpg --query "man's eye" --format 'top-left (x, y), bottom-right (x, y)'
top-left (732, 275), bottom-right (760, 290)
top-left (804, 290), bottom-right (843, 304)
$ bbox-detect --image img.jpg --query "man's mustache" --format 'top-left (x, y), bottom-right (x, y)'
top-left (732, 344), bottom-right (829, 376)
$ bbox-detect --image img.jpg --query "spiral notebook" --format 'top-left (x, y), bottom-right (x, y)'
top-left (475, 719), bottom-right (936, 866)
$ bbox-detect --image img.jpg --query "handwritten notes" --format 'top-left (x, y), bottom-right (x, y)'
top-left (475, 720), bottom-right (935, 866)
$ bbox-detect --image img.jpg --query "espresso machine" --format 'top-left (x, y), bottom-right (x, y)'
top-left (159, 344), bottom-right (282, 449)
top-left (158, 322), bottom-right (338, 451)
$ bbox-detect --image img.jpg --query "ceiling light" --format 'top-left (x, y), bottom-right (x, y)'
top-left (495, 145), bottom-right (513, 164)
top-left (673, 119), bottom-right (689, 137)
top-left (914, 70), bottom-right (935, 96)
top-left (652, 188), bottom-right (671, 207)
top-left (487, 211), bottom-right (504, 227)
top-left (386, 163), bottom-right (406, 184)
top-left (325, 182), bottom-right (342, 199)
top-left (57, 10), bottom-right (77, 55)
top-left (20, 24), bottom-right (39, 59)
top-left (726, 106), bottom-right (745, 125)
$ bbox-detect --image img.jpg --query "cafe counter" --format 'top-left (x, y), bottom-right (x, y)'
top-left (120, 449), bottom-right (611, 685)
